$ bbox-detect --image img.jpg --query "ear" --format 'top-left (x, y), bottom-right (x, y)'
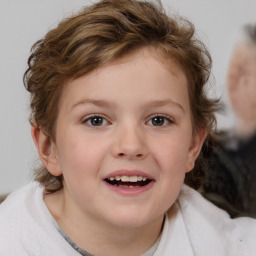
top-left (185, 129), bottom-right (207, 173)
top-left (31, 126), bottom-right (62, 176)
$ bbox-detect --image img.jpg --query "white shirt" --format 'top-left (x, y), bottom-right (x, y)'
top-left (0, 182), bottom-right (255, 256)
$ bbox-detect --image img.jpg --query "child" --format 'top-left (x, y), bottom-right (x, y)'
top-left (0, 0), bottom-right (255, 255)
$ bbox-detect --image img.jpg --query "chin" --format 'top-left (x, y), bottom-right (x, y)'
top-left (105, 208), bottom-right (162, 229)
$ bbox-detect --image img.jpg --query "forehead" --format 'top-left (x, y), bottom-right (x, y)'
top-left (60, 48), bottom-right (189, 110)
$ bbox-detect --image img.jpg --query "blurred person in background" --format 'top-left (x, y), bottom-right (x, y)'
top-left (201, 24), bottom-right (256, 218)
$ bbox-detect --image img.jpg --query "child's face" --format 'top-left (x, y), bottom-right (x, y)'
top-left (47, 49), bottom-right (205, 228)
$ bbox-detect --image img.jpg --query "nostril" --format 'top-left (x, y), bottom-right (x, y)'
top-left (117, 152), bottom-right (144, 158)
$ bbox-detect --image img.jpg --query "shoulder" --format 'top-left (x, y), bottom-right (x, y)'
top-left (0, 182), bottom-right (43, 224)
top-left (0, 182), bottom-right (44, 254)
top-left (0, 182), bottom-right (41, 214)
top-left (0, 182), bottom-right (42, 217)
top-left (0, 182), bottom-right (80, 256)
top-left (176, 185), bottom-right (256, 255)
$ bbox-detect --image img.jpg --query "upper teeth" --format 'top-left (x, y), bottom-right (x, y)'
top-left (108, 176), bottom-right (147, 182)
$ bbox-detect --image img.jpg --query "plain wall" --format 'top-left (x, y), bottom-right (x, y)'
top-left (1, 0), bottom-right (256, 194)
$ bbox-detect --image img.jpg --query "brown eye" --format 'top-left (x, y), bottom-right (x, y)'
top-left (84, 116), bottom-right (108, 126)
top-left (147, 115), bottom-right (173, 126)
top-left (152, 116), bottom-right (165, 126)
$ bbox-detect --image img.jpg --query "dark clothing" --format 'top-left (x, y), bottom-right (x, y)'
top-left (201, 132), bottom-right (256, 218)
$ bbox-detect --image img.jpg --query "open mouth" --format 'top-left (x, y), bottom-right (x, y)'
top-left (104, 175), bottom-right (152, 188)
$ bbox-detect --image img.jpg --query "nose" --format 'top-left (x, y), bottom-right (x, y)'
top-left (111, 124), bottom-right (147, 160)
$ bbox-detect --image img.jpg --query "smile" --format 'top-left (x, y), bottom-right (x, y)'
top-left (105, 175), bottom-right (152, 188)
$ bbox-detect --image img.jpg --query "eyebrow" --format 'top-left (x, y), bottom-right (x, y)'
top-left (71, 99), bottom-right (185, 112)
top-left (71, 99), bottom-right (115, 110)
top-left (144, 99), bottom-right (185, 113)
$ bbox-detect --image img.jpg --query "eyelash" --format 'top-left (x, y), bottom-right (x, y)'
top-left (82, 114), bottom-right (110, 127)
top-left (82, 114), bottom-right (174, 128)
top-left (146, 114), bottom-right (174, 127)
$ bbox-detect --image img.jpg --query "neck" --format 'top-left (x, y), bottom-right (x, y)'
top-left (45, 189), bottom-right (164, 256)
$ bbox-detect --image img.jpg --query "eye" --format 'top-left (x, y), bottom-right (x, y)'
top-left (83, 115), bottom-right (109, 126)
top-left (147, 115), bottom-right (173, 127)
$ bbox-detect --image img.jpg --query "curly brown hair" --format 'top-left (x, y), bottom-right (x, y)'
top-left (24, 0), bottom-right (220, 193)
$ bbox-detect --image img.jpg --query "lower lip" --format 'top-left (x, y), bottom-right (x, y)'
top-left (103, 180), bottom-right (155, 196)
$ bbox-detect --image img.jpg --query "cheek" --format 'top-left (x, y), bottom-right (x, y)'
top-left (151, 135), bottom-right (191, 174)
top-left (151, 139), bottom-right (188, 210)
top-left (56, 132), bottom-right (109, 177)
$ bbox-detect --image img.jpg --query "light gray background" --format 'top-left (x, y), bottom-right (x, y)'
top-left (1, 0), bottom-right (255, 194)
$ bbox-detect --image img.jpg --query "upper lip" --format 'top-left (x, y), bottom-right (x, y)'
top-left (103, 169), bottom-right (155, 180)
